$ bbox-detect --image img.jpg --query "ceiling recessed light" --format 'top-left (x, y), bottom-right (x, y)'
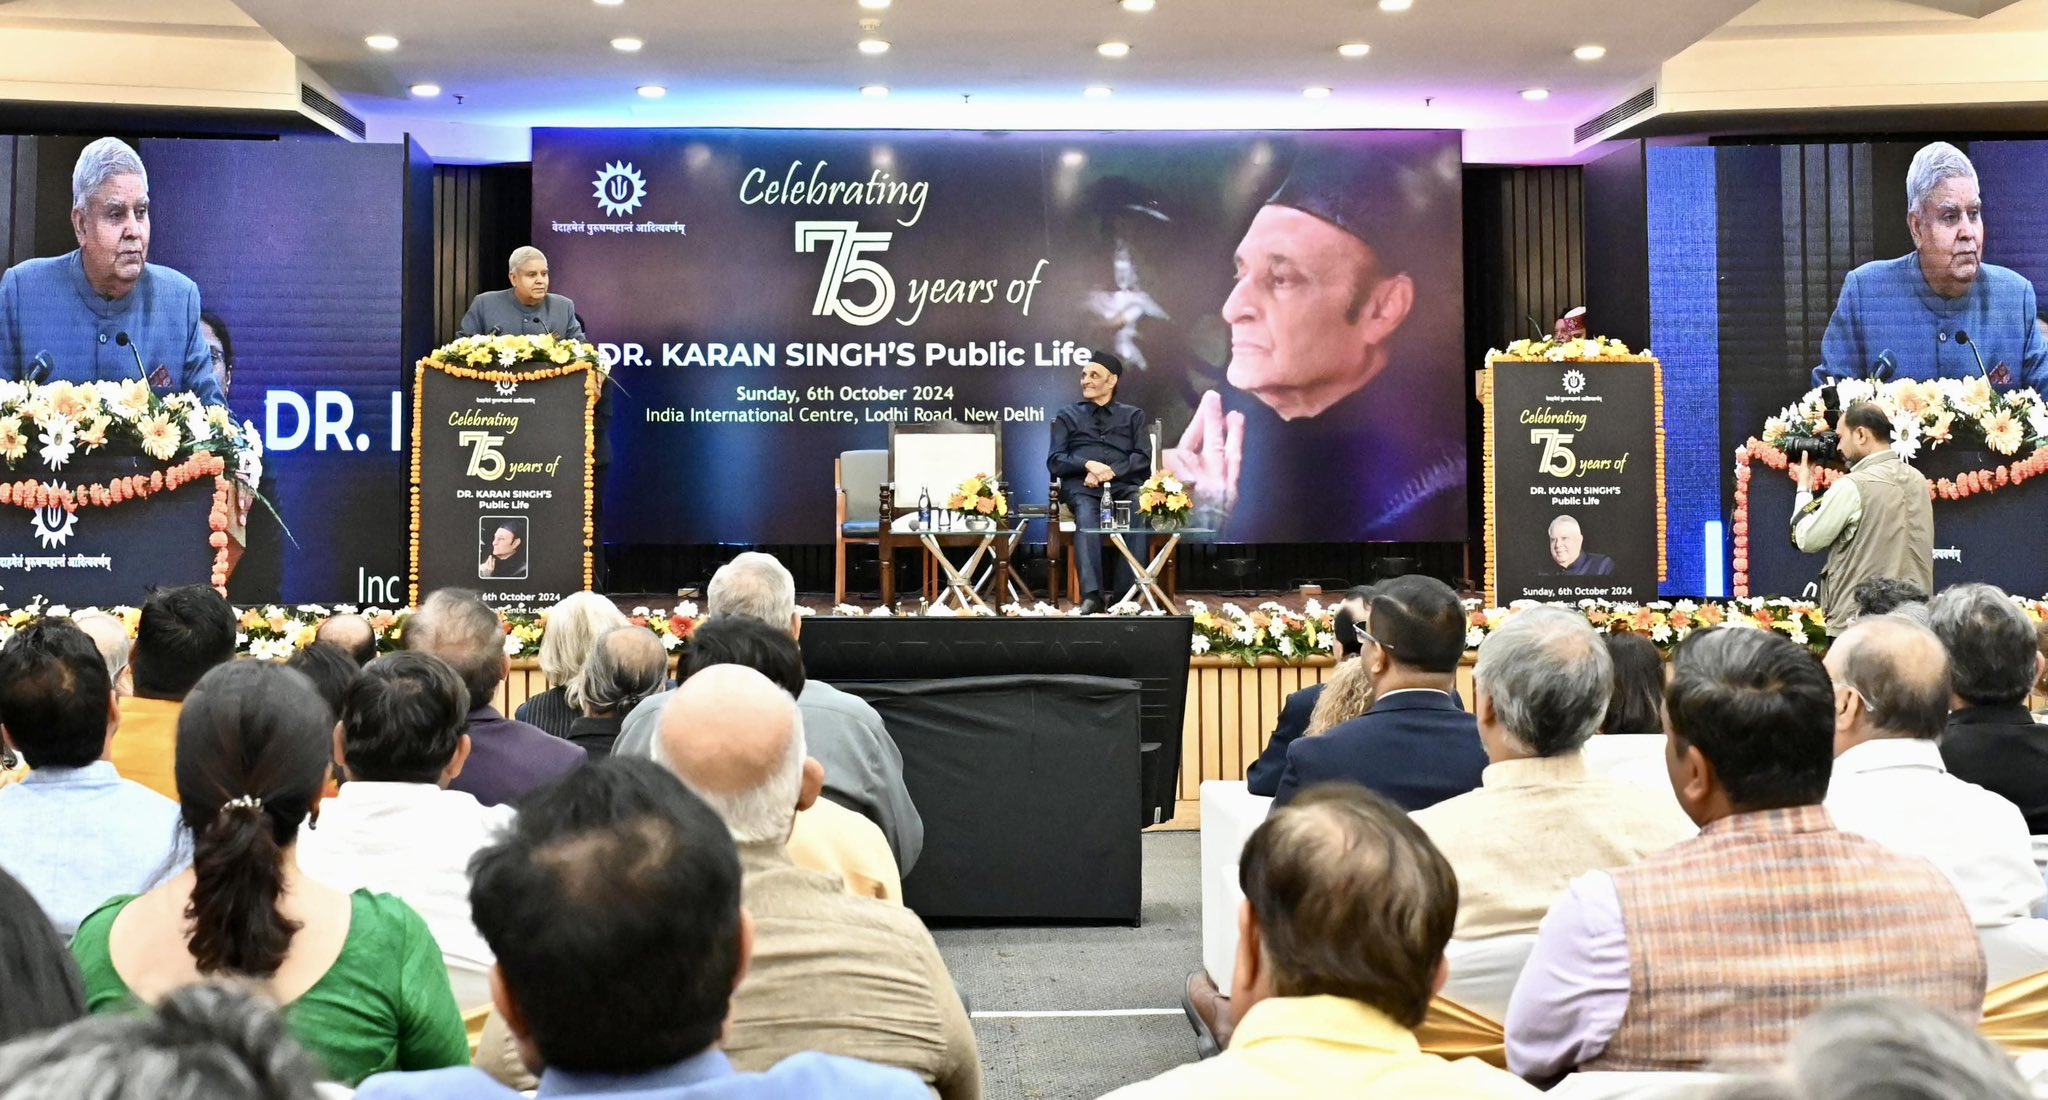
top-left (1573, 44), bottom-right (1607, 61)
top-left (1338, 42), bottom-right (1370, 58)
top-left (611, 36), bottom-right (643, 52)
top-left (409, 83), bottom-right (440, 97)
top-left (858, 37), bottom-right (890, 55)
top-left (637, 84), bottom-right (667, 98)
top-left (859, 0), bottom-right (892, 7)
top-left (364, 34), bottom-right (399, 50)
top-left (593, 0), bottom-right (623, 5)
top-left (1121, 0), bottom-right (1156, 10)
top-left (1378, 0), bottom-right (1412, 10)
top-left (1520, 87), bottom-right (1550, 101)
top-left (1061, 150), bottom-right (1087, 166)
top-left (1097, 40), bottom-right (1131, 58)
top-left (1084, 84), bottom-right (1114, 98)
top-left (861, 84), bottom-right (889, 97)
top-left (1303, 85), bottom-right (1333, 99)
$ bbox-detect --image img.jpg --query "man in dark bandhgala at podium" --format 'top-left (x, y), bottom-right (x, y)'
top-left (458, 246), bottom-right (585, 340)
top-left (0, 137), bottom-right (222, 404)
top-left (1049, 352), bottom-right (1150, 616)
top-left (1815, 141), bottom-right (2048, 390)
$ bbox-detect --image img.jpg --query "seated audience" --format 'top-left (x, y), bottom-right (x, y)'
top-left (354, 759), bottom-right (930, 1100)
top-left (1850, 576), bottom-right (1930, 621)
top-left (1272, 575), bottom-right (1487, 810)
top-left (1302, 654), bottom-right (1376, 737)
top-left (515, 591), bottom-right (629, 739)
top-left (405, 587), bottom-right (584, 807)
top-left (299, 652), bottom-right (515, 1009)
top-left (1598, 632), bottom-right (1663, 737)
top-left (1933, 584), bottom-right (2048, 833)
top-left (1245, 587), bottom-right (1372, 795)
top-left (69, 609), bottom-right (134, 694)
top-left (680, 616), bottom-right (903, 903)
top-left (1506, 627), bottom-right (1984, 1081)
top-left (0, 983), bottom-right (324, 1100)
top-left (1108, 786), bottom-right (1535, 1099)
top-left (566, 625), bottom-right (667, 760)
top-left (283, 640), bottom-right (362, 722)
top-left (113, 584), bottom-right (236, 800)
top-left (618, 552), bottom-right (924, 872)
top-left (1413, 607), bottom-right (1692, 942)
top-left (68, 661), bottom-right (468, 1085)
top-left (0, 866), bottom-right (85, 1044)
top-left (1710, 997), bottom-right (2030, 1100)
top-left (1822, 614), bottom-right (2043, 927)
top-left (0, 618), bottom-right (183, 937)
top-left (655, 665), bottom-right (981, 1097)
top-left (314, 613), bottom-right (379, 667)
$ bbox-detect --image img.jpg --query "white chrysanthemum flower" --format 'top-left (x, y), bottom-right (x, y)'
top-left (1650, 624), bottom-right (1673, 643)
top-left (867, 606), bottom-right (893, 617)
top-left (502, 634), bottom-right (524, 657)
top-left (36, 420), bottom-right (74, 469)
top-left (1466, 627), bottom-right (1486, 649)
top-left (661, 634), bottom-right (683, 651)
top-left (675, 601), bottom-right (699, 619)
top-left (1191, 635), bottom-right (1212, 655)
top-left (1276, 637), bottom-right (1296, 658)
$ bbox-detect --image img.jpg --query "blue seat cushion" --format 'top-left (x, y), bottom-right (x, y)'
top-left (841, 521), bottom-right (881, 537)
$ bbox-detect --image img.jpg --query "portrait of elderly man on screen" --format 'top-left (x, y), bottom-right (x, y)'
top-left (0, 138), bottom-right (223, 405)
top-left (1814, 141), bottom-right (2048, 392)
top-left (1543, 515), bottom-right (1614, 577)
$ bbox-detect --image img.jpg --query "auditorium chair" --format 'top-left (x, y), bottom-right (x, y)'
top-left (1199, 780), bottom-right (1272, 990)
top-left (834, 449), bottom-right (887, 605)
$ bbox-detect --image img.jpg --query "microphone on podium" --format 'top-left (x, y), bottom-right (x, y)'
top-left (1955, 330), bottom-right (1993, 383)
top-left (113, 331), bottom-right (150, 385)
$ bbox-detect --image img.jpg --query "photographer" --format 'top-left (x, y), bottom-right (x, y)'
top-left (1791, 400), bottom-right (1933, 633)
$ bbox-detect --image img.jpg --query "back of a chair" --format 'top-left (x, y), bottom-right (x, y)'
top-left (840, 449), bottom-right (888, 525)
top-left (1441, 934), bottom-right (1539, 1022)
top-left (888, 421), bottom-right (1002, 511)
top-left (1200, 780), bottom-right (1274, 991)
top-left (1985, 920), bottom-right (2048, 990)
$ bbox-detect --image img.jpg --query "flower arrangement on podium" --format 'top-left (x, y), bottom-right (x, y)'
top-left (422, 332), bottom-right (604, 379)
top-left (1137, 472), bottom-right (1193, 530)
top-left (945, 473), bottom-right (1008, 530)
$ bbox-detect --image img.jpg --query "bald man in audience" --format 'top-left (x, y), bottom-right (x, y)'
top-left (316, 614), bottom-right (379, 667)
top-left (69, 610), bottom-right (133, 696)
top-left (1822, 615), bottom-right (2044, 934)
top-left (655, 665), bottom-right (982, 1100)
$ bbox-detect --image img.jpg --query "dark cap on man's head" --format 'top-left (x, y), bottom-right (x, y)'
top-left (1265, 143), bottom-right (1440, 273)
top-left (1087, 351), bottom-right (1125, 377)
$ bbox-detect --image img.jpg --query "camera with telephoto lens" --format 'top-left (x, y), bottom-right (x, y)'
top-left (1781, 385), bottom-right (1845, 464)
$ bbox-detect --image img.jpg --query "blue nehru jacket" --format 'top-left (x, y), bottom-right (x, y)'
top-left (0, 251), bottom-right (223, 405)
top-left (1815, 253), bottom-right (2048, 391)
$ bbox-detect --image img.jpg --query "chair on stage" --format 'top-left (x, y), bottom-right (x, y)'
top-left (834, 449), bottom-right (888, 605)
top-left (879, 421), bottom-right (1002, 608)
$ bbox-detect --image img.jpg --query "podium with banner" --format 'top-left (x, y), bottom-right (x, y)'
top-left (1480, 344), bottom-right (1667, 605)
top-left (410, 340), bottom-right (598, 616)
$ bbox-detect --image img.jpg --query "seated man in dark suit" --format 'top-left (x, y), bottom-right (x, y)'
top-left (1272, 575), bottom-right (1485, 810)
top-left (1245, 587), bottom-right (1372, 796)
top-left (1932, 584), bottom-right (2048, 833)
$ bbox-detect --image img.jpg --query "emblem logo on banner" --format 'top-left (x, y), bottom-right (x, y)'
top-left (494, 379), bottom-right (520, 397)
top-left (32, 484), bottom-right (76, 548)
top-left (593, 162), bottom-right (647, 217)
top-left (1562, 368), bottom-right (1587, 395)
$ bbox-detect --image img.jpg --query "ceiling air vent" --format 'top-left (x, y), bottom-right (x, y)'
top-left (1574, 86), bottom-right (1656, 145)
top-left (300, 83), bottom-right (366, 140)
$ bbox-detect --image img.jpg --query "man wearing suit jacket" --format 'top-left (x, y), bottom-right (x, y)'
top-left (1273, 575), bottom-right (1485, 810)
top-left (1245, 589), bottom-right (1372, 796)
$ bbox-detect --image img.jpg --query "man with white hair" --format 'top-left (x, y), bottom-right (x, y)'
top-left (654, 665), bottom-right (982, 1100)
top-left (616, 551), bottom-right (923, 871)
top-left (1816, 140), bottom-right (2048, 389)
top-left (0, 137), bottom-right (222, 402)
top-left (457, 245), bottom-right (584, 341)
top-left (1544, 515), bottom-right (1613, 577)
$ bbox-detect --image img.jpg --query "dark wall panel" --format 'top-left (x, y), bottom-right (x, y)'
top-left (429, 164), bottom-right (532, 346)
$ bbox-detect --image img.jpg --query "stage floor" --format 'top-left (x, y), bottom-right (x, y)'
top-left (605, 589), bottom-right (1332, 615)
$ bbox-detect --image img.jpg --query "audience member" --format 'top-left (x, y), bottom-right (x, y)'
top-left (69, 609), bottom-right (134, 695)
top-left (617, 552), bottom-right (924, 872)
top-left (299, 652), bottom-right (515, 1010)
top-left (516, 591), bottom-right (629, 739)
top-left (68, 661), bottom-right (468, 1085)
top-left (0, 618), bottom-right (183, 936)
top-left (655, 665), bottom-right (981, 1097)
top-left (113, 584), bottom-right (236, 799)
top-left (1272, 575), bottom-right (1487, 809)
top-left (0, 983), bottom-right (323, 1100)
top-left (1850, 576), bottom-right (1930, 620)
top-left (405, 588), bottom-right (584, 807)
top-left (0, 866), bottom-right (85, 1044)
top-left (1110, 787), bottom-right (1535, 1099)
top-left (1822, 614), bottom-right (2043, 928)
top-left (1302, 655), bottom-right (1376, 736)
top-left (314, 614), bottom-right (379, 667)
top-left (1933, 584), bottom-right (2048, 833)
top-left (676, 616), bottom-right (903, 903)
top-left (1412, 607), bottom-right (1692, 941)
top-left (1598, 632), bottom-right (1662, 737)
top-left (567, 625), bottom-right (667, 760)
top-left (1506, 627), bottom-right (1984, 1081)
top-left (354, 759), bottom-right (930, 1100)
top-left (283, 641), bottom-right (361, 723)
top-left (1245, 587), bottom-right (1372, 795)
top-left (1710, 997), bottom-right (2031, 1100)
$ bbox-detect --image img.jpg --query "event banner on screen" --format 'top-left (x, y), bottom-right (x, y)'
top-left (533, 128), bottom-right (1469, 544)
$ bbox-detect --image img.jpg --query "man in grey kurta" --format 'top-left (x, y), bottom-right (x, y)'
top-left (456, 245), bottom-right (584, 341)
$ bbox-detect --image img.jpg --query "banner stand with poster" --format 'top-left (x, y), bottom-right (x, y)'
top-left (1481, 342), bottom-right (1667, 606)
top-left (409, 338), bottom-right (598, 615)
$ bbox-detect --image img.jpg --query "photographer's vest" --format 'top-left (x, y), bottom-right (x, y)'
top-left (1819, 450), bottom-right (1933, 630)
